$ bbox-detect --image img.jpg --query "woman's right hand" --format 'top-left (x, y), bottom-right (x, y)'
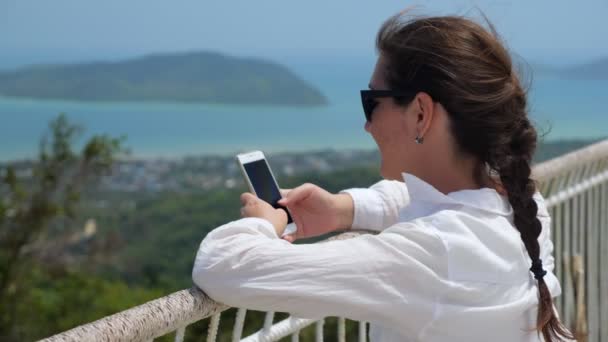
top-left (278, 183), bottom-right (354, 243)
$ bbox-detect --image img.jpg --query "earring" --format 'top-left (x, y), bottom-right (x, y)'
top-left (415, 136), bottom-right (424, 144)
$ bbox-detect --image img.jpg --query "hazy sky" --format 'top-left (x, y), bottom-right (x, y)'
top-left (1, 0), bottom-right (607, 70)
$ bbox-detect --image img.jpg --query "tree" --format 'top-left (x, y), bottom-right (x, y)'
top-left (0, 114), bottom-right (127, 340)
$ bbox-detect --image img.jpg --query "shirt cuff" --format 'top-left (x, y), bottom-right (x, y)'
top-left (340, 188), bottom-right (385, 232)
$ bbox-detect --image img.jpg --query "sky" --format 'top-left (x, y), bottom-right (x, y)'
top-left (1, 0), bottom-right (607, 71)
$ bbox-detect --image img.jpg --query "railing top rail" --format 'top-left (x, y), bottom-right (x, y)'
top-left (41, 287), bottom-right (228, 342)
top-left (532, 139), bottom-right (608, 181)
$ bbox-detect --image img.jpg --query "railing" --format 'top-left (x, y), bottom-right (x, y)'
top-left (532, 139), bottom-right (608, 342)
top-left (43, 139), bottom-right (608, 342)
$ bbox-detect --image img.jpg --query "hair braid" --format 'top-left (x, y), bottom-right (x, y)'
top-left (495, 121), bottom-right (574, 341)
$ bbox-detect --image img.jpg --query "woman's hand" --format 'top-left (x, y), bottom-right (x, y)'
top-left (277, 183), bottom-right (354, 243)
top-left (240, 193), bottom-right (288, 236)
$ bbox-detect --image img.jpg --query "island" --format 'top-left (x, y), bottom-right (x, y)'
top-left (558, 57), bottom-right (608, 80)
top-left (532, 56), bottom-right (608, 80)
top-left (0, 51), bottom-right (328, 106)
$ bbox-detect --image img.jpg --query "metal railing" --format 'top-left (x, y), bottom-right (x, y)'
top-left (43, 139), bottom-right (608, 342)
top-left (532, 139), bottom-right (608, 342)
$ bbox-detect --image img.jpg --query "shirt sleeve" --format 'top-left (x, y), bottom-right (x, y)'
top-left (192, 217), bottom-right (447, 335)
top-left (340, 180), bottom-right (410, 232)
top-left (532, 192), bottom-right (555, 272)
top-left (534, 192), bottom-right (562, 298)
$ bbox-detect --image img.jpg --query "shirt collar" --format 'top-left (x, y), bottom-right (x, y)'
top-left (401, 172), bottom-right (513, 216)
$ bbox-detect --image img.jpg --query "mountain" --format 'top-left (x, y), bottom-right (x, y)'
top-left (558, 57), bottom-right (608, 80)
top-left (531, 57), bottom-right (608, 80)
top-left (0, 51), bottom-right (328, 106)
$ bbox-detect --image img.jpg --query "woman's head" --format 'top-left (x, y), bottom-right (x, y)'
top-left (368, 13), bottom-right (573, 340)
top-left (367, 15), bottom-right (530, 184)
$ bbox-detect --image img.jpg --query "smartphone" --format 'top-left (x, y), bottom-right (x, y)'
top-left (236, 151), bottom-right (297, 236)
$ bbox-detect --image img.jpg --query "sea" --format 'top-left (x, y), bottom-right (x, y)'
top-left (1, 59), bottom-right (606, 162)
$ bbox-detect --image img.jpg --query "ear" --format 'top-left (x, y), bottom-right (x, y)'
top-left (413, 92), bottom-right (435, 139)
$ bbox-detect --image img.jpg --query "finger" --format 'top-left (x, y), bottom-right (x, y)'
top-left (289, 212), bottom-right (305, 238)
top-left (279, 188), bottom-right (292, 197)
top-left (240, 192), bottom-right (256, 205)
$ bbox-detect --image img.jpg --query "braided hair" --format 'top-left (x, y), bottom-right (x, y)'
top-left (376, 14), bottom-right (573, 341)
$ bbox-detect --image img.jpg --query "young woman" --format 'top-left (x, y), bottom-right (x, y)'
top-left (192, 13), bottom-right (574, 341)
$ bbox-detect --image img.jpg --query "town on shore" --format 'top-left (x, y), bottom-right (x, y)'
top-left (2, 139), bottom-right (599, 193)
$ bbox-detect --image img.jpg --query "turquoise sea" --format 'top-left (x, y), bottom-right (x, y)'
top-left (0, 60), bottom-right (606, 162)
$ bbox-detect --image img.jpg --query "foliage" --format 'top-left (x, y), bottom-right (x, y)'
top-left (0, 114), bottom-right (127, 340)
top-left (12, 266), bottom-right (163, 341)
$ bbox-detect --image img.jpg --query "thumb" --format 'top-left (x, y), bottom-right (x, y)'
top-left (282, 234), bottom-right (296, 243)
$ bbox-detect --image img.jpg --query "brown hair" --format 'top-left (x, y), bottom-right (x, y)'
top-left (376, 14), bottom-right (573, 341)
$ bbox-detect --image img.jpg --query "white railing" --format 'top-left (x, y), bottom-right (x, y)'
top-left (532, 139), bottom-right (608, 342)
top-left (42, 139), bottom-right (608, 342)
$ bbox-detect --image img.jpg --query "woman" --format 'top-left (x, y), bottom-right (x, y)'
top-left (192, 13), bottom-right (574, 341)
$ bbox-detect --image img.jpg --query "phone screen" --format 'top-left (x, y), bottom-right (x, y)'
top-left (243, 159), bottom-right (293, 223)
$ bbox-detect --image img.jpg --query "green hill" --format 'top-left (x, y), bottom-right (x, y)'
top-left (532, 57), bottom-right (608, 80)
top-left (559, 57), bottom-right (608, 80)
top-left (0, 51), bottom-right (328, 106)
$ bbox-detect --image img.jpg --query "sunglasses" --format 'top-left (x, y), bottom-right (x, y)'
top-left (360, 89), bottom-right (416, 122)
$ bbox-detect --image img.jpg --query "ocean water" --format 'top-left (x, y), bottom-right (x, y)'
top-left (0, 60), bottom-right (606, 162)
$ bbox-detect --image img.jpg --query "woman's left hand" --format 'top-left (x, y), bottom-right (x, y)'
top-left (240, 193), bottom-right (288, 237)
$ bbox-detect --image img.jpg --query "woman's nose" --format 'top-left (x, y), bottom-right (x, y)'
top-left (364, 120), bottom-right (371, 133)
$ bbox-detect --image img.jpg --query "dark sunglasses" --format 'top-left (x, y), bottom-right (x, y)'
top-left (360, 89), bottom-right (416, 122)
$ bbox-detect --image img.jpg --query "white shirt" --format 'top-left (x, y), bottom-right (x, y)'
top-left (192, 173), bottom-right (561, 341)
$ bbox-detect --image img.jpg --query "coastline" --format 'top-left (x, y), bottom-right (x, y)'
top-left (2, 68), bottom-right (606, 163)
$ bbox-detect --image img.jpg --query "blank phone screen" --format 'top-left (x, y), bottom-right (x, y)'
top-left (244, 159), bottom-right (293, 223)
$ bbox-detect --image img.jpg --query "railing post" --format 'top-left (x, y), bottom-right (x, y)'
top-left (315, 319), bottom-right (324, 342)
top-left (586, 185), bottom-right (599, 342)
top-left (206, 313), bottom-right (221, 342)
top-left (600, 181), bottom-right (608, 342)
